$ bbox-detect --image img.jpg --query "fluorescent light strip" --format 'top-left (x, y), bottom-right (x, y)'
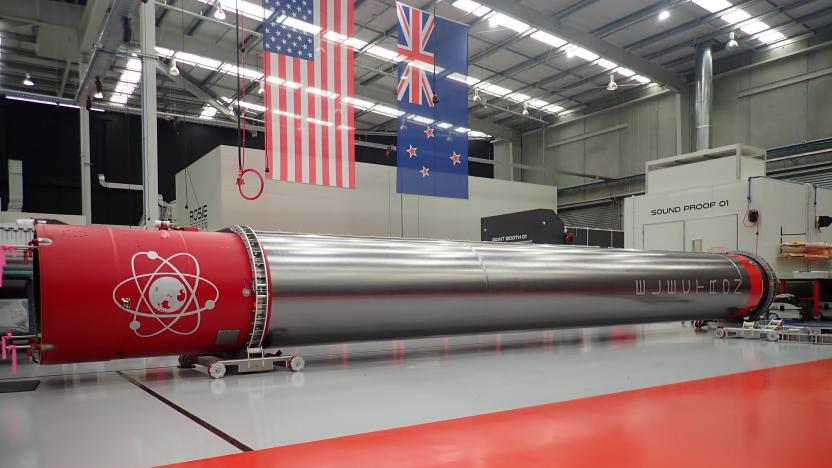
top-left (220, 64), bottom-right (263, 80)
top-left (692, 0), bottom-right (788, 45)
top-left (562, 44), bottom-right (599, 61)
top-left (476, 82), bottom-right (511, 97)
top-left (692, 0), bottom-right (732, 13)
top-left (174, 51), bottom-right (222, 69)
top-left (756, 29), bottom-right (786, 44)
top-left (594, 59), bottom-right (617, 70)
top-left (488, 13), bottom-right (529, 33)
top-left (506, 92), bottom-right (531, 103)
top-left (282, 16), bottom-right (322, 35)
top-left (448, 72), bottom-right (480, 86)
top-left (109, 58), bottom-right (143, 105)
top-left (343, 96), bottom-right (374, 110)
top-left (526, 99), bottom-right (549, 109)
top-left (6, 95), bottom-right (56, 105)
top-left (436, 122), bottom-right (453, 129)
top-left (238, 101), bottom-right (266, 113)
top-left (155, 46), bottom-right (174, 58)
top-left (344, 37), bottom-right (369, 49)
top-left (197, 0), bottom-right (270, 21)
top-left (530, 30), bottom-right (567, 48)
top-left (110, 94), bottom-right (129, 104)
top-left (199, 106), bottom-right (218, 120)
top-left (740, 20), bottom-right (769, 35)
top-left (323, 31), bottom-right (347, 42)
top-left (541, 104), bottom-right (564, 114)
top-left (371, 105), bottom-right (403, 117)
top-left (721, 9), bottom-right (750, 25)
top-left (452, 0), bottom-right (491, 16)
top-left (615, 67), bottom-right (635, 77)
top-left (365, 45), bottom-right (402, 62)
top-left (5, 95), bottom-right (104, 112)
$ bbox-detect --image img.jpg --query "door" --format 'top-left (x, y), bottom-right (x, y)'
top-left (643, 221), bottom-right (684, 251)
top-left (684, 215), bottom-right (738, 253)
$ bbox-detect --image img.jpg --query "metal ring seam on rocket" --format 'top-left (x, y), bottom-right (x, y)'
top-left (730, 251), bottom-right (778, 319)
top-left (230, 225), bottom-right (272, 353)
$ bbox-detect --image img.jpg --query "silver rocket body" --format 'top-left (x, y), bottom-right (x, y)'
top-left (255, 232), bottom-right (776, 347)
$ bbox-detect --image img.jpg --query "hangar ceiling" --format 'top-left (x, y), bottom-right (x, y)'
top-left (0, 0), bottom-right (830, 138)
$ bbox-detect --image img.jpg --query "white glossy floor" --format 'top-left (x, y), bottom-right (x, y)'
top-left (2, 323), bottom-right (832, 468)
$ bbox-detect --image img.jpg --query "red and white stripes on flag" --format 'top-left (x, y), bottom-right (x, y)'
top-left (264, 0), bottom-right (355, 188)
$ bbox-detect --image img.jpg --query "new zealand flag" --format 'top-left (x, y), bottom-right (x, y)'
top-left (395, 2), bottom-right (469, 199)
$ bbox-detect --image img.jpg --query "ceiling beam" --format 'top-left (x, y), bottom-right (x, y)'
top-left (475, 0), bottom-right (686, 91)
top-left (76, 0), bottom-right (142, 102)
top-left (461, 0), bottom-right (686, 117)
top-left (152, 27), bottom-right (519, 140)
top-left (79, 0), bottom-right (112, 56)
top-left (625, 0), bottom-right (766, 52)
top-left (552, 0), bottom-right (601, 22)
top-left (0, 0), bottom-right (84, 29)
top-left (650, 0), bottom-right (827, 66)
top-left (155, 61), bottom-right (236, 119)
top-left (58, 59), bottom-right (72, 98)
top-left (493, 0), bottom-right (815, 114)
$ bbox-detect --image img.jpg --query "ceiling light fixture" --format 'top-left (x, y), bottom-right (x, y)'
top-left (521, 104), bottom-right (529, 116)
top-left (22, 74), bottom-right (34, 86)
top-left (169, 58), bottom-right (180, 76)
top-left (473, 88), bottom-right (481, 102)
top-left (94, 76), bottom-right (104, 98)
top-left (258, 81), bottom-right (265, 94)
top-left (727, 31), bottom-right (739, 48)
top-left (607, 74), bottom-right (618, 91)
top-left (658, 10), bottom-right (670, 21)
top-left (451, 0), bottom-right (490, 16)
top-left (488, 13), bottom-right (529, 33)
top-left (213, 1), bottom-right (227, 20)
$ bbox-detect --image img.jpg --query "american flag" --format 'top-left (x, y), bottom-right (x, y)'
top-left (264, 0), bottom-right (355, 188)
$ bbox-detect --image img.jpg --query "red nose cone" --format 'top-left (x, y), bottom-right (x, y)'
top-left (35, 225), bottom-right (256, 364)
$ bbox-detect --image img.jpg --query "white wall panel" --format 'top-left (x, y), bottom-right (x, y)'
top-left (174, 146), bottom-right (557, 242)
top-left (520, 43), bottom-right (832, 206)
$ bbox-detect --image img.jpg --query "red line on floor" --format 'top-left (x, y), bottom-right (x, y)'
top-left (158, 358), bottom-right (832, 468)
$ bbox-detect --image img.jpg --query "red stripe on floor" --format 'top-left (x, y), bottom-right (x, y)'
top-left (159, 358), bottom-right (832, 468)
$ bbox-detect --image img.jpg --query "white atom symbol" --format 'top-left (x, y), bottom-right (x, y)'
top-left (112, 251), bottom-right (220, 338)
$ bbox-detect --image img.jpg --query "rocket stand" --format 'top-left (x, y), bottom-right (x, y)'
top-left (177, 225), bottom-right (307, 379)
top-left (178, 352), bottom-right (305, 379)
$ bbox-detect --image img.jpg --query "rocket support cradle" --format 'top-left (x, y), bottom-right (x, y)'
top-left (26, 224), bottom-right (775, 374)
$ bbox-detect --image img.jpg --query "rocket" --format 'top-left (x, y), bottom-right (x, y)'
top-left (12, 223), bottom-right (774, 366)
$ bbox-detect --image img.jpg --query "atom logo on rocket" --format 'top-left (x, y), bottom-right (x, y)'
top-left (112, 251), bottom-right (219, 338)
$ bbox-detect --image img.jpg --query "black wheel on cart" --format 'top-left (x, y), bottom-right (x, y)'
top-left (178, 354), bottom-right (198, 368)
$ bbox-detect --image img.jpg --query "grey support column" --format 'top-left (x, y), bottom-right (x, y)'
top-left (79, 106), bottom-right (91, 224)
top-left (140, 0), bottom-right (159, 226)
top-left (492, 140), bottom-right (515, 181)
top-left (694, 41), bottom-right (713, 151)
